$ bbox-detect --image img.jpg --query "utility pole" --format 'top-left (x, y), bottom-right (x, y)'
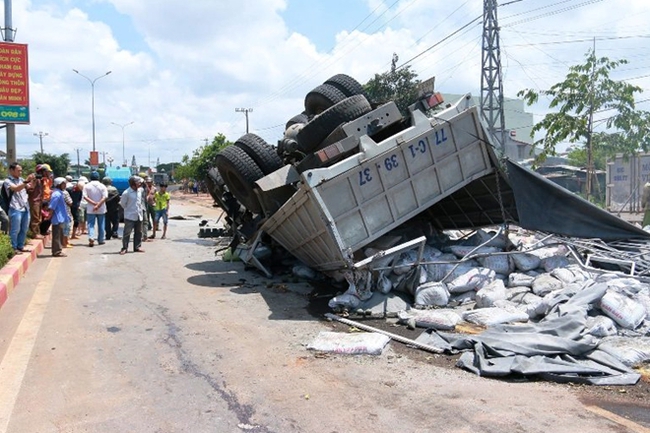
top-left (235, 107), bottom-right (253, 134)
top-left (74, 148), bottom-right (82, 177)
top-left (3, 0), bottom-right (16, 163)
top-left (33, 131), bottom-right (48, 153)
top-left (479, 0), bottom-right (507, 156)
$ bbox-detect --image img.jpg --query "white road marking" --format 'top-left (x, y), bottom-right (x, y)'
top-left (584, 404), bottom-right (650, 433)
top-left (0, 258), bottom-right (61, 432)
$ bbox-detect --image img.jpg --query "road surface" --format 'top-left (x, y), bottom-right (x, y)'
top-left (0, 191), bottom-right (648, 433)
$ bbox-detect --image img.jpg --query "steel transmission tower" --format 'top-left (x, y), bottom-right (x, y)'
top-left (480, 0), bottom-right (507, 156)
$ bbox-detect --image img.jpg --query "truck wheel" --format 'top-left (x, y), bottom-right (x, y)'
top-left (216, 146), bottom-right (264, 214)
top-left (285, 113), bottom-right (309, 130)
top-left (296, 94), bottom-right (371, 154)
top-left (304, 84), bottom-right (346, 116)
top-left (234, 133), bottom-right (283, 175)
top-left (206, 166), bottom-right (229, 211)
top-left (324, 74), bottom-right (365, 98)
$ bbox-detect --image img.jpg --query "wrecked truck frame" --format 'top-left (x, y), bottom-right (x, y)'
top-left (235, 94), bottom-right (516, 278)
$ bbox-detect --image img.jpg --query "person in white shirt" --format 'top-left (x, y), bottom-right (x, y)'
top-left (82, 171), bottom-right (108, 247)
top-left (118, 176), bottom-right (145, 254)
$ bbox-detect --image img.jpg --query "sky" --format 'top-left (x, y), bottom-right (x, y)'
top-left (1, 0), bottom-right (649, 169)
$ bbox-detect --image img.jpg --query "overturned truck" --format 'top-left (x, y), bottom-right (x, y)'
top-left (207, 74), bottom-right (650, 280)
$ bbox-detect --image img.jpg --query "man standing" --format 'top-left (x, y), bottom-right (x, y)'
top-left (119, 176), bottom-right (144, 254)
top-left (3, 163), bottom-right (34, 253)
top-left (26, 164), bottom-right (45, 238)
top-left (83, 171), bottom-right (108, 247)
top-left (103, 177), bottom-right (120, 240)
top-left (50, 177), bottom-right (70, 257)
top-left (152, 183), bottom-right (171, 239)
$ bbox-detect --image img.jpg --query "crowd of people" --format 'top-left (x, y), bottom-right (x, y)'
top-left (1, 162), bottom-right (171, 257)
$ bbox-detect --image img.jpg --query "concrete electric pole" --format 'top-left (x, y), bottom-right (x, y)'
top-left (480, 0), bottom-right (507, 156)
top-left (33, 131), bottom-right (48, 153)
top-left (235, 107), bottom-right (253, 134)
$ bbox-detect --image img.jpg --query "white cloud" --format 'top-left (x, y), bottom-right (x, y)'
top-left (1, 0), bottom-right (649, 169)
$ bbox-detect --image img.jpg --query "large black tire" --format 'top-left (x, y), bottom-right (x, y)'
top-left (304, 84), bottom-right (346, 116)
top-left (296, 94), bottom-right (372, 154)
top-left (234, 133), bottom-right (283, 175)
top-left (285, 113), bottom-right (309, 130)
top-left (215, 145), bottom-right (264, 214)
top-left (324, 74), bottom-right (365, 98)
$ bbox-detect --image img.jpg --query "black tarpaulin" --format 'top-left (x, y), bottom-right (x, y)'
top-left (505, 160), bottom-right (650, 241)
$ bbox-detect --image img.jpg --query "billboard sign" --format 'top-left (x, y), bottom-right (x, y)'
top-left (0, 42), bottom-right (29, 124)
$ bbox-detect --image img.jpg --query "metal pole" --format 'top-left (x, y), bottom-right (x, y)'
top-left (111, 121), bottom-right (134, 166)
top-left (4, 0), bottom-right (16, 163)
top-left (235, 108), bottom-right (253, 134)
top-left (74, 148), bottom-right (82, 177)
top-left (33, 131), bottom-right (48, 153)
top-left (73, 70), bottom-right (112, 151)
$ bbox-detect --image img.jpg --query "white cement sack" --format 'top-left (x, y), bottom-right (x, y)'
top-left (551, 267), bottom-right (578, 285)
top-left (598, 336), bottom-right (650, 367)
top-left (397, 309), bottom-right (462, 330)
top-left (307, 331), bottom-right (390, 355)
top-left (606, 277), bottom-right (649, 295)
top-left (492, 299), bottom-right (523, 311)
top-left (393, 250), bottom-right (419, 275)
top-left (328, 293), bottom-right (361, 311)
top-left (376, 272), bottom-right (393, 295)
top-left (506, 286), bottom-right (532, 301)
top-left (444, 262), bottom-right (480, 283)
top-left (447, 268), bottom-right (496, 294)
top-left (508, 273), bottom-right (535, 288)
top-left (476, 229), bottom-right (509, 249)
top-left (414, 282), bottom-right (449, 307)
top-left (476, 279), bottom-right (507, 308)
top-left (532, 274), bottom-right (564, 296)
top-left (600, 291), bottom-right (647, 329)
top-left (477, 254), bottom-right (514, 276)
top-left (462, 306), bottom-right (529, 326)
top-left (519, 292), bottom-right (543, 305)
top-left (449, 245), bottom-right (500, 259)
top-left (585, 316), bottom-right (618, 338)
top-left (541, 255), bottom-right (570, 272)
top-left (449, 290), bottom-right (476, 305)
top-left (565, 264), bottom-right (592, 283)
top-left (511, 253), bottom-right (541, 272)
top-left (634, 290), bottom-right (650, 319)
top-left (424, 253), bottom-right (457, 282)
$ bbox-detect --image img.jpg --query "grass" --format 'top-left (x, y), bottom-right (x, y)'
top-left (0, 233), bottom-right (15, 269)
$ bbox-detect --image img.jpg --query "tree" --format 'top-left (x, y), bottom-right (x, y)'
top-left (173, 134), bottom-right (232, 180)
top-left (518, 49), bottom-right (650, 197)
top-left (364, 53), bottom-right (421, 116)
top-left (33, 152), bottom-right (71, 177)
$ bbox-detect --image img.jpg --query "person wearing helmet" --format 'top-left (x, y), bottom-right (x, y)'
top-left (82, 171), bottom-right (108, 247)
top-left (118, 176), bottom-right (145, 254)
top-left (102, 176), bottom-right (120, 240)
top-left (50, 177), bottom-right (70, 257)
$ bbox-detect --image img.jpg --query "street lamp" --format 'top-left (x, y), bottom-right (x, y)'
top-left (72, 69), bottom-right (112, 152)
top-left (33, 131), bottom-right (48, 153)
top-left (111, 121), bottom-right (135, 166)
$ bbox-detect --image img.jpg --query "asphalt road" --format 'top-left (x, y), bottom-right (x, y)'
top-left (0, 192), bottom-right (648, 433)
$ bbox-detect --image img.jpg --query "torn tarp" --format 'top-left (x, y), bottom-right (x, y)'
top-left (423, 312), bottom-right (640, 386)
top-left (506, 160), bottom-right (650, 241)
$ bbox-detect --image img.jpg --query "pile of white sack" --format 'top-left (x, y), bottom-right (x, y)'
top-left (325, 228), bottom-right (650, 371)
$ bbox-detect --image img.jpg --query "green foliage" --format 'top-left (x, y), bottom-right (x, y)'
top-left (173, 134), bottom-right (232, 180)
top-left (0, 233), bottom-right (14, 268)
top-left (364, 53), bottom-right (421, 116)
top-left (32, 152), bottom-right (71, 177)
top-left (518, 49), bottom-right (650, 162)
